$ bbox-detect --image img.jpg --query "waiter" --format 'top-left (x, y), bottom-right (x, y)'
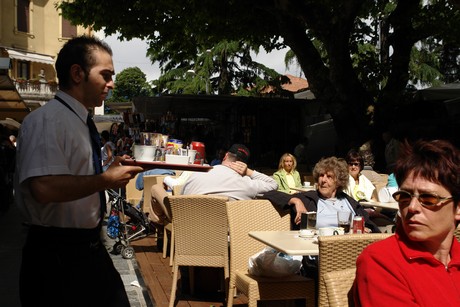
top-left (14, 35), bottom-right (143, 307)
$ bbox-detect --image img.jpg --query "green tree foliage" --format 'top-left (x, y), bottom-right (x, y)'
top-left (108, 67), bottom-right (152, 102)
top-left (152, 39), bottom-right (289, 96)
top-left (59, 0), bottom-right (460, 152)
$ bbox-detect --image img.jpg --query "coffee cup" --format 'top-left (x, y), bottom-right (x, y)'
top-left (303, 181), bottom-right (311, 187)
top-left (318, 227), bottom-right (341, 236)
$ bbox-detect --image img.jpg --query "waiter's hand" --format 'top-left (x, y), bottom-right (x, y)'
top-left (104, 156), bottom-right (143, 189)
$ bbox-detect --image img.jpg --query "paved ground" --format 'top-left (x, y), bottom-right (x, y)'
top-left (0, 200), bottom-right (155, 307)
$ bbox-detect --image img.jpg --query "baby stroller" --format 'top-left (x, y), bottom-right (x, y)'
top-left (106, 189), bottom-right (157, 259)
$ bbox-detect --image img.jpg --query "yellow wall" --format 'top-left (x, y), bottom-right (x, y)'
top-left (0, 0), bottom-right (92, 81)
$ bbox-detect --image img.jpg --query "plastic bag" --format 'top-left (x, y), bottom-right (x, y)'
top-left (248, 247), bottom-right (303, 277)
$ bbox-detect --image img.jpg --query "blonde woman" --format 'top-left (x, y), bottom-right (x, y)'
top-left (273, 153), bottom-right (302, 194)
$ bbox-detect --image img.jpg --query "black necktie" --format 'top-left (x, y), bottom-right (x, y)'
top-left (55, 96), bottom-right (107, 222)
top-left (87, 113), bottom-right (107, 219)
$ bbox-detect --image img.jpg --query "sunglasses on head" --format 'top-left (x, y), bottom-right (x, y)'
top-left (348, 162), bottom-right (360, 167)
top-left (392, 190), bottom-right (453, 207)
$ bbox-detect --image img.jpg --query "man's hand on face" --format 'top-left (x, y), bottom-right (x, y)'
top-left (229, 161), bottom-right (248, 176)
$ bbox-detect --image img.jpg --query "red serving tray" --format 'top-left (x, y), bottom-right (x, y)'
top-left (122, 159), bottom-right (212, 172)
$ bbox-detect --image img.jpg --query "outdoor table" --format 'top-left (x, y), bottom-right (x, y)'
top-left (249, 230), bottom-right (319, 256)
top-left (360, 201), bottom-right (399, 211)
top-left (122, 159), bottom-right (213, 172)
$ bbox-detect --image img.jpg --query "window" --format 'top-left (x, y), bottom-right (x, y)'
top-left (17, 0), bottom-right (30, 33)
top-left (17, 61), bottom-right (30, 80)
top-left (62, 18), bottom-right (77, 38)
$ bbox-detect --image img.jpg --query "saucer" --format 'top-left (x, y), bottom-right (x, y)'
top-left (299, 230), bottom-right (316, 238)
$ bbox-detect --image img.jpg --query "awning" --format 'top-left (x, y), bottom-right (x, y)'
top-left (5, 48), bottom-right (55, 65)
top-left (0, 118), bottom-right (21, 130)
top-left (0, 74), bottom-right (30, 121)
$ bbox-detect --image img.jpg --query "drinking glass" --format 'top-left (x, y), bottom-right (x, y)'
top-left (337, 211), bottom-right (352, 234)
top-left (301, 212), bottom-right (317, 230)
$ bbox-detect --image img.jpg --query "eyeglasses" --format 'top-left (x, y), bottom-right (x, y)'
top-left (392, 190), bottom-right (453, 207)
top-left (348, 162), bottom-right (360, 167)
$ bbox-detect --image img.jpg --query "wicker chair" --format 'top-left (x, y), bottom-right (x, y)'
top-left (323, 268), bottom-right (356, 307)
top-left (172, 185), bottom-right (183, 196)
top-left (455, 226), bottom-right (460, 241)
top-left (142, 175), bottom-right (168, 214)
top-left (125, 174), bottom-right (143, 205)
top-left (318, 233), bottom-right (392, 307)
top-left (226, 199), bottom-right (315, 307)
top-left (162, 185), bottom-right (183, 267)
top-left (168, 195), bottom-right (230, 307)
top-left (143, 175), bottom-right (172, 261)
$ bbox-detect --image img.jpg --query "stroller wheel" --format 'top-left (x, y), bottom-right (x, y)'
top-left (121, 246), bottom-right (135, 259)
top-left (114, 242), bottom-right (124, 255)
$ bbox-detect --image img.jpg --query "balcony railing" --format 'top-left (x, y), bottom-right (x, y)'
top-left (13, 80), bottom-right (58, 101)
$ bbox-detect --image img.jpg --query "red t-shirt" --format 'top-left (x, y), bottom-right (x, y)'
top-left (354, 232), bottom-right (460, 306)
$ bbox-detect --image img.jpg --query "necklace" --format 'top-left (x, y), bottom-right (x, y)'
top-left (326, 197), bottom-right (344, 210)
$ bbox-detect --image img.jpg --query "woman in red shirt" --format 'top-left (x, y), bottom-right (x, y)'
top-left (353, 139), bottom-right (460, 306)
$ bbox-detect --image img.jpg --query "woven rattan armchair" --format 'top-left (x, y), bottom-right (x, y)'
top-left (143, 175), bottom-right (174, 265)
top-left (324, 268), bottom-right (356, 307)
top-left (318, 233), bottom-right (392, 307)
top-left (142, 175), bottom-right (168, 214)
top-left (226, 199), bottom-right (315, 307)
top-left (455, 226), bottom-right (460, 241)
top-left (161, 184), bottom-right (183, 268)
top-left (162, 185), bottom-right (183, 268)
top-left (168, 195), bottom-right (229, 307)
top-left (125, 174), bottom-right (143, 205)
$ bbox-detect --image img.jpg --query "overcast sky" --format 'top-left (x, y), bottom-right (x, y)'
top-left (95, 32), bottom-right (303, 82)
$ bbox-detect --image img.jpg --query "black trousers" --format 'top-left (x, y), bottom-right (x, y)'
top-left (20, 225), bottom-right (130, 307)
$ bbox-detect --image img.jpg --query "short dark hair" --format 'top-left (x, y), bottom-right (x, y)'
top-left (55, 35), bottom-right (112, 89)
top-left (394, 139), bottom-right (460, 202)
top-left (101, 130), bottom-right (110, 142)
top-left (345, 149), bottom-right (364, 171)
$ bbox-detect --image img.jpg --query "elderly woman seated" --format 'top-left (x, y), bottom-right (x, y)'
top-left (261, 156), bottom-right (380, 233)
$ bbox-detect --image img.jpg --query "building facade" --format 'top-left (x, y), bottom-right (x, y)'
top-left (0, 0), bottom-right (91, 111)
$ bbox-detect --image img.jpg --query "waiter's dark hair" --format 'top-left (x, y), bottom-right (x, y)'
top-left (55, 35), bottom-right (112, 89)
